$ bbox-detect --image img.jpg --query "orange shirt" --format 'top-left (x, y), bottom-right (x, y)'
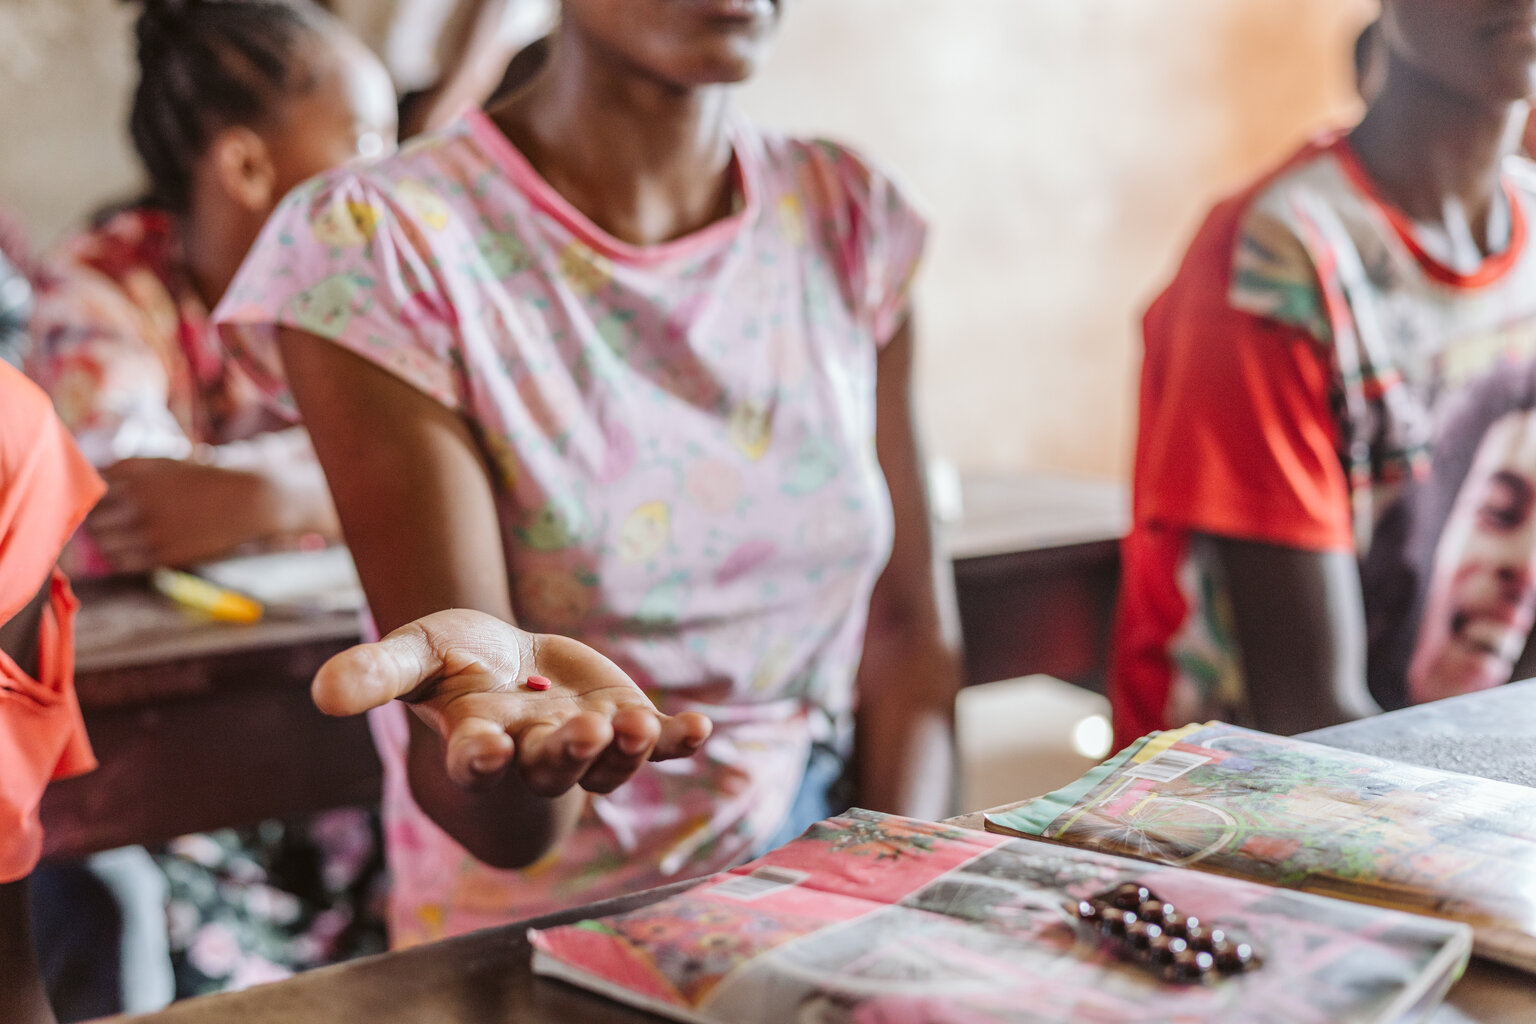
top-left (0, 360), bottom-right (103, 882)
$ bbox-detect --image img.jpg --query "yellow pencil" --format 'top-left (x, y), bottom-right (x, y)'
top-left (150, 567), bottom-right (264, 624)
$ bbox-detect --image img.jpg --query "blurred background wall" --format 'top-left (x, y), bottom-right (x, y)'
top-left (0, 0), bottom-right (1375, 481)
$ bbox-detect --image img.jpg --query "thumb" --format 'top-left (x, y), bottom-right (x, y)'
top-left (312, 622), bottom-right (449, 717)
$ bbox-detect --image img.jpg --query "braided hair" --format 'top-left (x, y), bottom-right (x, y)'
top-left (124, 0), bottom-right (334, 212)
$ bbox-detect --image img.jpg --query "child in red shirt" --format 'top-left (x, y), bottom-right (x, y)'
top-left (1114, 2), bottom-right (1536, 748)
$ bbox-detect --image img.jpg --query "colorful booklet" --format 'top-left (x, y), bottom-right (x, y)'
top-left (985, 722), bottom-right (1536, 972)
top-left (530, 808), bottom-right (1471, 1024)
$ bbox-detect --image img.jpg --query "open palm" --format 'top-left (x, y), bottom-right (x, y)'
top-left (311, 609), bottom-right (712, 797)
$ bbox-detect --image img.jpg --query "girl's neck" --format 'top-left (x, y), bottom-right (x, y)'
top-left (489, 34), bottom-right (737, 248)
top-left (180, 203), bottom-right (262, 313)
top-left (1349, 62), bottom-right (1526, 262)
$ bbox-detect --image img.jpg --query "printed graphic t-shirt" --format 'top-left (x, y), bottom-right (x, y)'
top-left (214, 110), bottom-right (925, 945)
top-left (1115, 133), bottom-right (1536, 750)
top-left (0, 362), bottom-right (103, 882)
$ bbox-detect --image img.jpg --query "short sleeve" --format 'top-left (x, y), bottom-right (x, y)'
top-left (1134, 196), bottom-right (1352, 551)
top-left (214, 168), bottom-right (467, 413)
top-left (0, 363), bottom-right (105, 620)
top-left (798, 140), bottom-right (928, 346)
top-left (1227, 201), bottom-right (1334, 344)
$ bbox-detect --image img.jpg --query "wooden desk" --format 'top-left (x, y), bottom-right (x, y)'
top-left (108, 814), bottom-right (1534, 1022)
top-left (38, 579), bottom-right (377, 860)
top-left (39, 474), bottom-right (1124, 860)
top-left (945, 473), bottom-right (1126, 691)
top-left (110, 684), bottom-right (1536, 1024)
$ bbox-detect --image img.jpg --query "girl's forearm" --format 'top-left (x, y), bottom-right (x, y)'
top-left (854, 633), bottom-right (961, 819)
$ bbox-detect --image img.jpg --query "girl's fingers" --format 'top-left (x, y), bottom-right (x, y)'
top-left (443, 714), bottom-right (516, 789)
top-left (314, 612), bottom-right (713, 803)
top-left (651, 711), bottom-right (713, 761)
top-left (87, 500), bottom-right (141, 532)
top-left (515, 712), bottom-right (613, 797)
top-left (93, 530), bottom-right (152, 573)
top-left (578, 706), bottom-right (661, 794)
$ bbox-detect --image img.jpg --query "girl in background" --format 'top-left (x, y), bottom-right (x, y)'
top-left (27, 0), bottom-right (396, 575)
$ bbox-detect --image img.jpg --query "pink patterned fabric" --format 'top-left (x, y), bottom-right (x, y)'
top-left (215, 110), bottom-right (926, 947)
top-left (28, 207), bottom-right (284, 467)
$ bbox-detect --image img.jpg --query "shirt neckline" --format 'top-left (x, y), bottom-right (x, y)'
top-left (462, 107), bottom-right (758, 268)
top-left (1333, 136), bottom-right (1527, 290)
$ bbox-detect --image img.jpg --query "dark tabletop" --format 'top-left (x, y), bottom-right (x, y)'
top-left (108, 684), bottom-right (1536, 1023)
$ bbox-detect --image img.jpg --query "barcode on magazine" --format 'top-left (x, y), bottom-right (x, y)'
top-left (711, 866), bottom-right (811, 901)
top-left (1124, 748), bottom-right (1211, 783)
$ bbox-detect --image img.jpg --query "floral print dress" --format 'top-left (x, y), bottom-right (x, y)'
top-left (215, 109), bottom-right (926, 946)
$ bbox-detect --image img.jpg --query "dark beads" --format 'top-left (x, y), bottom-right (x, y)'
top-left (1161, 911), bottom-right (1199, 938)
top-left (1069, 882), bottom-right (1260, 985)
top-left (1146, 933), bottom-right (1185, 965)
top-left (1126, 919), bottom-right (1163, 952)
top-left (1101, 908), bottom-right (1134, 938)
top-left (1214, 940), bottom-right (1258, 974)
top-left (1107, 883), bottom-right (1154, 911)
top-left (1162, 948), bottom-right (1205, 984)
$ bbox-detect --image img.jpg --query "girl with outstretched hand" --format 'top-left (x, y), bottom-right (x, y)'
top-left (217, 0), bottom-right (961, 947)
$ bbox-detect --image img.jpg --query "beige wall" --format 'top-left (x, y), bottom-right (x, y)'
top-left (0, 1), bottom-right (140, 246)
top-left (1, 0), bottom-right (1375, 481)
top-left (741, 0), bottom-right (1375, 480)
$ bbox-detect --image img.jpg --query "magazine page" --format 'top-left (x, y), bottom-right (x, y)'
top-left (985, 722), bottom-right (1536, 971)
top-left (531, 808), bottom-right (1471, 1024)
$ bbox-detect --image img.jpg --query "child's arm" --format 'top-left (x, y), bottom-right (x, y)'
top-left (1203, 536), bottom-right (1378, 734)
top-left (85, 429), bottom-right (341, 573)
top-left (0, 880), bottom-right (54, 1024)
top-left (279, 329), bottom-right (711, 869)
top-left (854, 320), bottom-right (962, 819)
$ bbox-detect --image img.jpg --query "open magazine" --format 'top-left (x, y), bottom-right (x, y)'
top-left (985, 722), bottom-right (1536, 972)
top-left (530, 808), bottom-right (1470, 1024)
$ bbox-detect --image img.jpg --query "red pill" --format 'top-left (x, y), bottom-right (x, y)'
top-left (525, 675), bottom-right (552, 691)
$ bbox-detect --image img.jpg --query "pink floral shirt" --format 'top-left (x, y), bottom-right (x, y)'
top-left (215, 110), bottom-right (925, 946)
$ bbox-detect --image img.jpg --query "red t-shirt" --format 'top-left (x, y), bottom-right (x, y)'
top-left (1113, 133), bottom-right (1536, 750)
top-left (0, 361), bottom-right (104, 882)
